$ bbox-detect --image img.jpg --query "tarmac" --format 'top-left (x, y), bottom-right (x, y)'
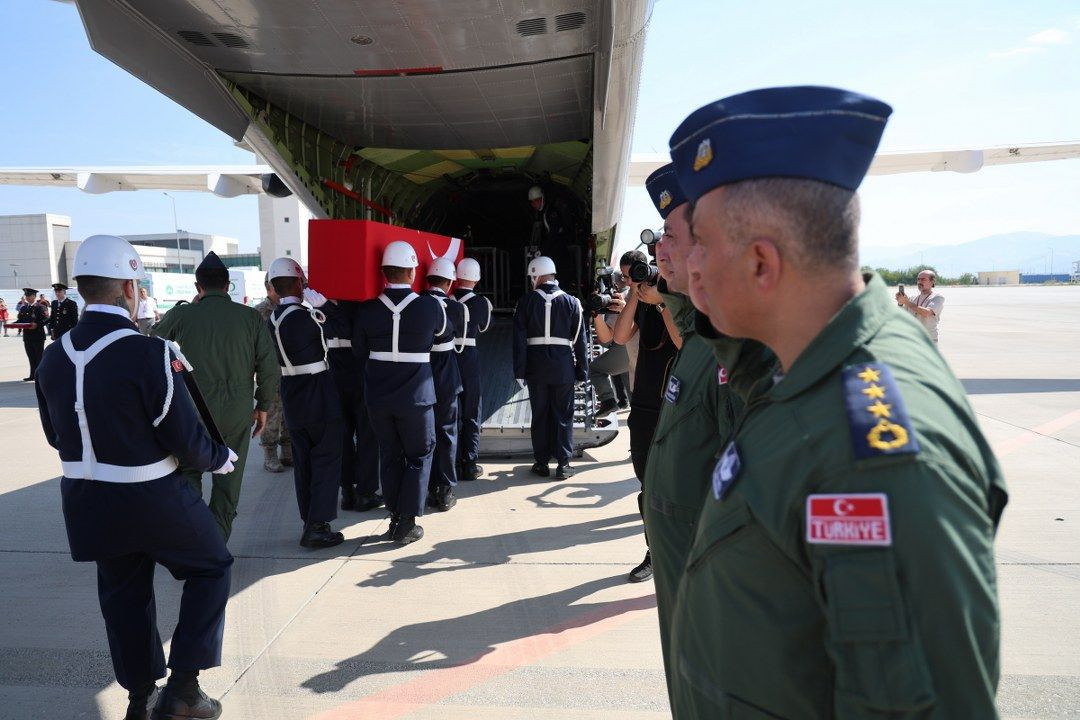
top-left (0, 283), bottom-right (1078, 719)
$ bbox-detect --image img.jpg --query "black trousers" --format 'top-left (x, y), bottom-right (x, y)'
top-left (289, 419), bottom-right (342, 525)
top-left (339, 389), bottom-right (379, 497)
top-left (23, 331), bottom-right (45, 378)
top-left (368, 404), bottom-right (435, 518)
top-left (457, 370), bottom-right (482, 466)
top-left (527, 381), bottom-right (575, 465)
top-left (429, 394), bottom-right (459, 490)
top-left (627, 407), bottom-right (661, 482)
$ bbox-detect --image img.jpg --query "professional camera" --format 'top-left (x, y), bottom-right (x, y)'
top-left (640, 227), bottom-right (663, 246)
top-left (629, 259), bottom-right (660, 286)
top-left (588, 266), bottom-right (618, 313)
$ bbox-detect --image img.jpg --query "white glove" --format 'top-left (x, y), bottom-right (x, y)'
top-left (516, 378), bottom-right (526, 389)
top-left (213, 448), bottom-right (239, 475)
top-left (302, 287), bottom-right (327, 308)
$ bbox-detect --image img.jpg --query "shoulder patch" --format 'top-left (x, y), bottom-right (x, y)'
top-left (841, 362), bottom-right (919, 459)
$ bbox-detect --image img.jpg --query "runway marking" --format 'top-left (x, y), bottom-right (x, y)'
top-left (307, 591), bottom-right (657, 720)
top-left (990, 408), bottom-right (1080, 457)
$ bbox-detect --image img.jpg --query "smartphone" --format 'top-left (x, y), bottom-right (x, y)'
top-left (898, 283), bottom-right (905, 294)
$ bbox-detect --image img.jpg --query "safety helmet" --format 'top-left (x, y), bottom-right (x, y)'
top-left (427, 257), bottom-right (456, 281)
top-left (267, 257), bottom-right (306, 282)
top-left (72, 235), bottom-right (146, 280)
top-left (527, 255), bottom-right (557, 278)
top-left (456, 257), bottom-right (481, 282)
top-left (382, 240), bottom-right (418, 268)
top-left (527, 185), bottom-right (544, 201)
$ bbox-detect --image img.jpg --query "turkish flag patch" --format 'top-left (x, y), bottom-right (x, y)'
top-left (171, 359), bottom-right (185, 373)
top-left (805, 493), bottom-right (891, 546)
top-left (717, 365), bottom-right (728, 386)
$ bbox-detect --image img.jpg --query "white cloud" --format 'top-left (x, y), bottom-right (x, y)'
top-left (988, 46), bottom-right (1046, 59)
top-left (1028, 28), bottom-right (1069, 45)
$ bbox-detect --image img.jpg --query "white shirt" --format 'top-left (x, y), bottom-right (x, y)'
top-left (87, 304), bottom-right (134, 319)
top-left (136, 296), bottom-right (158, 320)
top-left (906, 291), bottom-right (945, 343)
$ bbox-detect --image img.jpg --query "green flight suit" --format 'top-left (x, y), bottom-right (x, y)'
top-left (641, 288), bottom-right (738, 701)
top-left (153, 290), bottom-right (280, 540)
top-left (669, 273), bottom-right (1008, 719)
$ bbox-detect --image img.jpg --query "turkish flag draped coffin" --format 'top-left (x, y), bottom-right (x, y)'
top-left (308, 219), bottom-right (464, 301)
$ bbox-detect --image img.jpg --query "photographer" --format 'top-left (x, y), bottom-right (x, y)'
top-left (588, 274), bottom-right (635, 415)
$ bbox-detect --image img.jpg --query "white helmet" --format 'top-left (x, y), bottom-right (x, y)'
top-left (527, 185), bottom-right (544, 202)
top-left (72, 234), bottom-right (146, 280)
top-left (267, 256), bottom-right (306, 282)
top-left (456, 257), bottom-right (481, 282)
top-left (382, 240), bottom-right (418, 268)
top-left (427, 257), bottom-right (456, 281)
top-left (527, 255), bottom-right (557, 279)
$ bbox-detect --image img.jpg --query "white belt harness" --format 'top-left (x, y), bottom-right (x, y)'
top-left (525, 288), bottom-right (581, 347)
top-left (429, 293), bottom-right (463, 354)
top-left (60, 330), bottom-right (181, 483)
top-left (271, 303), bottom-right (329, 376)
top-left (369, 292), bottom-right (441, 363)
top-left (453, 291), bottom-right (492, 349)
top-left (326, 338), bottom-right (352, 349)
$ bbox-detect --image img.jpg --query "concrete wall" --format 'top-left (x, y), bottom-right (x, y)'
top-left (0, 214), bottom-right (71, 290)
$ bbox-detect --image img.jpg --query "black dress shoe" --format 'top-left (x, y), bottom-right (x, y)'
top-left (628, 550), bottom-right (653, 583)
top-left (22, 377), bottom-right (34, 382)
top-left (151, 682), bottom-right (221, 720)
top-left (124, 684), bottom-right (158, 720)
top-left (617, 398), bottom-right (631, 410)
top-left (531, 462), bottom-right (550, 477)
top-left (461, 463), bottom-right (483, 481)
top-left (340, 486), bottom-right (357, 511)
top-left (392, 516), bottom-right (424, 545)
top-left (383, 514), bottom-right (400, 540)
top-left (354, 493), bottom-right (384, 512)
top-left (434, 486), bottom-right (457, 512)
top-left (300, 522), bottom-right (345, 549)
top-left (555, 463), bottom-right (575, 479)
top-left (594, 397), bottom-right (619, 416)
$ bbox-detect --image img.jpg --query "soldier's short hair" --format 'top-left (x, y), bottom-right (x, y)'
top-left (195, 266), bottom-right (230, 291)
top-left (270, 276), bottom-right (302, 298)
top-left (715, 178), bottom-right (860, 271)
top-left (383, 266), bottom-right (411, 283)
top-left (76, 276), bottom-right (127, 304)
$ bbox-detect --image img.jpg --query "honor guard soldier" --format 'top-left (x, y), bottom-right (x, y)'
top-left (352, 241), bottom-right (445, 545)
top-left (452, 257), bottom-right (493, 480)
top-left (423, 257), bottom-right (464, 512)
top-left (512, 256), bottom-right (588, 479)
top-left (666, 86), bottom-right (1008, 718)
top-left (48, 282), bottom-right (80, 340)
top-left (255, 277), bottom-right (293, 472)
top-left (323, 299), bottom-right (383, 513)
top-left (266, 257), bottom-right (345, 549)
top-left (638, 165), bottom-right (736, 693)
top-left (35, 234), bottom-right (236, 720)
top-left (17, 287), bottom-right (48, 381)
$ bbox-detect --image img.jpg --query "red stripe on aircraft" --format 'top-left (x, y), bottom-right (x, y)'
top-left (323, 180), bottom-right (394, 220)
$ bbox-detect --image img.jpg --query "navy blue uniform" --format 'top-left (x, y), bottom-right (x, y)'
top-left (451, 288), bottom-right (493, 468)
top-left (17, 301), bottom-right (48, 379)
top-left (268, 298), bottom-right (342, 527)
top-left (424, 288), bottom-right (464, 491)
top-left (353, 287), bottom-right (444, 518)
top-left (512, 282), bottom-right (588, 465)
top-left (48, 297), bottom-right (80, 339)
top-left (324, 301), bottom-right (379, 499)
top-left (34, 308), bottom-right (232, 691)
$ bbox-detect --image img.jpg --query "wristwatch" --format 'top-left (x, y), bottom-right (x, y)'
top-left (656, 302), bottom-right (667, 313)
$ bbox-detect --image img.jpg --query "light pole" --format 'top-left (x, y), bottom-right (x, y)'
top-left (1048, 247), bottom-right (1054, 277)
top-left (163, 192), bottom-right (182, 273)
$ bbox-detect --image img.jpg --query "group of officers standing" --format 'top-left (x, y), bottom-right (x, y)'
top-left (33, 83), bottom-right (1012, 720)
top-left (10, 282), bottom-right (79, 381)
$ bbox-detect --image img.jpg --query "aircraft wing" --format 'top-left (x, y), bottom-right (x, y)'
top-left (0, 165), bottom-right (273, 197)
top-left (627, 142), bottom-right (1080, 186)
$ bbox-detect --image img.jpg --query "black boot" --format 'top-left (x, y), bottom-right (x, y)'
top-left (434, 486), bottom-right (457, 512)
top-left (594, 397), bottom-right (619, 417)
top-left (340, 485), bottom-right (357, 511)
top-left (354, 493), bottom-right (384, 512)
top-left (152, 671), bottom-right (221, 720)
top-left (300, 521), bottom-right (345, 549)
top-left (461, 462), bottom-right (483, 481)
top-left (392, 515), bottom-right (424, 545)
top-left (628, 550), bottom-right (653, 583)
top-left (124, 681), bottom-right (158, 720)
top-left (531, 462), bottom-right (550, 477)
top-left (383, 514), bottom-right (400, 540)
top-left (555, 463), bottom-right (575, 479)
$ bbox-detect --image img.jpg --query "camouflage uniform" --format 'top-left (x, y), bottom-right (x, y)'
top-left (255, 297), bottom-right (291, 457)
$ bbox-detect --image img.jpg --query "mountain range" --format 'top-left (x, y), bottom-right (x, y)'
top-left (859, 232), bottom-right (1079, 277)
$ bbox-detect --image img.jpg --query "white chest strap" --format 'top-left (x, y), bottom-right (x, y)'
top-left (527, 288), bottom-right (575, 347)
top-left (370, 292), bottom-right (431, 363)
top-left (60, 329), bottom-right (180, 482)
top-left (271, 304), bottom-right (329, 376)
top-left (454, 293), bottom-right (474, 349)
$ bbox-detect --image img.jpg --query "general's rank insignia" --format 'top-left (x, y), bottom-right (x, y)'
top-left (664, 375), bottom-right (682, 404)
top-left (806, 493), bottom-right (892, 546)
top-left (712, 442), bottom-right (741, 500)
top-left (658, 189), bottom-right (673, 210)
top-left (693, 138), bottom-right (713, 172)
top-left (841, 362), bottom-right (919, 459)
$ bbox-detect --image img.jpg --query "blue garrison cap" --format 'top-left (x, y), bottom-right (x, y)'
top-left (668, 86), bottom-right (892, 201)
top-left (645, 164), bottom-right (688, 219)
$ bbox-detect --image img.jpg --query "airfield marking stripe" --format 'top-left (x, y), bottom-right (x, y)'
top-left (993, 408), bottom-right (1080, 457)
top-left (307, 592), bottom-right (657, 720)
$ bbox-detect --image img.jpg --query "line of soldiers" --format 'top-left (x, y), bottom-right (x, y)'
top-left (11, 282), bottom-right (79, 381)
top-left (636, 86), bottom-right (1008, 718)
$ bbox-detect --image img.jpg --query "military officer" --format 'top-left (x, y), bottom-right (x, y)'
top-left (17, 287), bottom-right (48, 381)
top-left (512, 256), bottom-right (588, 479)
top-left (352, 241), bottom-right (444, 545)
top-left (323, 298), bottom-right (383, 512)
top-left (423, 257), bottom-right (464, 511)
top-left (35, 234), bottom-right (235, 720)
top-left (452, 257), bottom-right (493, 480)
top-left (254, 277), bottom-right (293, 472)
top-left (266, 257), bottom-right (345, 549)
top-left (665, 86), bottom-right (1008, 718)
top-left (153, 252), bottom-right (280, 541)
top-left (47, 282), bottom-right (80, 340)
top-left (637, 165), bottom-right (737, 695)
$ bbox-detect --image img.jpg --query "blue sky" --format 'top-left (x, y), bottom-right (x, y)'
top-left (1, 0), bottom-right (1078, 258)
